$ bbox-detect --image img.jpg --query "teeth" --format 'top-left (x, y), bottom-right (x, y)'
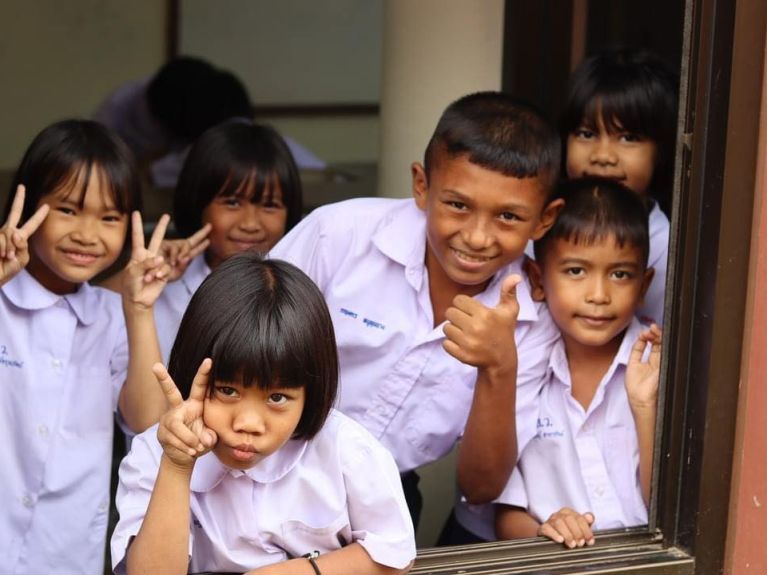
top-left (453, 249), bottom-right (489, 263)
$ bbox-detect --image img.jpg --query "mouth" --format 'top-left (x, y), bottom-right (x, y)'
top-left (60, 249), bottom-right (101, 266)
top-left (450, 247), bottom-right (496, 267)
top-left (230, 443), bottom-right (259, 462)
top-left (583, 171), bottom-right (625, 183)
top-left (228, 238), bottom-right (265, 252)
top-left (576, 314), bottom-right (616, 327)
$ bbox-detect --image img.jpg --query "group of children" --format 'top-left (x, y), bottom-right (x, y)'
top-left (0, 47), bottom-right (677, 574)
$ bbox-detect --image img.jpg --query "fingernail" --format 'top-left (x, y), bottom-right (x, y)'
top-left (568, 541), bottom-right (575, 549)
top-left (579, 539), bottom-right (585, 547)
top-left (197, 444), bottom-right (204, 452)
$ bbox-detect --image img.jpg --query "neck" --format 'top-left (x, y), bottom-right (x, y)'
top-left (26, 256), bottom-right (78, 295)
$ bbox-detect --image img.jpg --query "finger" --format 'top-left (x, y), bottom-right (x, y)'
top-left (6, 184), bottom-right (26, 229)
top-left (184, 238), bottom-right (210, 262)
top-left (498, 273), bottom-right (522, 307)
top-left (148, 214), bottom-right (171, 254)
top-left (551, 517), bottom-right (577, 548)
top-left (161, 240), bottom-right (182, 267)
top-left (450, 294), bottom-right (486, 315)
top-left (629, 336), bottom-right (649, 366)
top-left (166, 417), bottom-right (206, 453)
top-left (159, 422), bottom-right (203, 457)
top-left (18, 203), bottom-right (49, 237)
top-left (200, 427), bottom-right (218, 448)
top-left (442, 339), bottom-right (471, 365)
top-left (187, 223), bottom-right (212, 247)
top-left (583, 513), bottom-right (596, 545)
top-left (538, 522), bottom-right (565, 544)
top-left (0, 233), bottom-right (7, 259)
top-left (11, 231), bottom-right (27, 254)
top-left (152, 363), bottom-right (184, 407)
top-left (188, 358), bottom-right (212, 403)
top-left (131, 211), bottom-right (145, 253)
top-left (573, 514), bottom-right (594, 545)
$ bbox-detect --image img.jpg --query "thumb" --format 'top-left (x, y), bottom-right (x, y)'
top-left (201, 427), bottom-right (218, 448)
top-left (584, 512), bottom-right (595, 525)
top-left (498, 273), bottom-right (523, 307)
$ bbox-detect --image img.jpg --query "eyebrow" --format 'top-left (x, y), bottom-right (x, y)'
top-left (557, 257), bottom-right (641, 268)
top-left (442, 188), bottom-right (535, 214)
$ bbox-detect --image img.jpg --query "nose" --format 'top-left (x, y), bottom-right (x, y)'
top-left (589, 135), bottom-right (618, 166)
top-left (461, 214), bottom-right (493, 251)
top-left (585, 276), bottom-right (611, 304)
top-left (71, 217), bottom-right (98, 245)
top-left (232, 404), bottom-right (266, 435)
top-left (238, 204), bottom-right (264, 233)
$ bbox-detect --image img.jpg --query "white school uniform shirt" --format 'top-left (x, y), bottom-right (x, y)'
top-left (495, 318), bottom-right (649, 531)
top-left (637, 202), bottom-right (669, 326)
top-left (154, 254), bottom-right (210, 364)
top-left (269, 198), bottom-right (559, 472)
top-left (111, 409), bottom-right (416, 573)
top-left (0, 270), bottom-right (129, 575)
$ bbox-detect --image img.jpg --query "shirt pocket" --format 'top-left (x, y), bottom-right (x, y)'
top-left (61, 366), bottom-right (115, 436)
top-left (280, 512), bottom-right (352, 557)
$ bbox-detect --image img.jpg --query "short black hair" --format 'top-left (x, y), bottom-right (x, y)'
top-left (173, 120), bottom-right (303, 237)
top-left (560, 48), bottom-right (679, 215)
top-left (147, 57), bottom-right (254, 142)
top-left (168, 252), bottom-right (338, 440)
top-left (534, 177), bottom-right (650, 268)
top-left (5, 119), bottom-right (141, 252)
top-left (424, 91), bottom-right (561, 193)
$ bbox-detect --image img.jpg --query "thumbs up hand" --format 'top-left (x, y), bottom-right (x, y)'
top-left (443, 274), bottom-right (522, 374)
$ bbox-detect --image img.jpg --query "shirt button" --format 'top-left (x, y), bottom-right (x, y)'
top-left (21, 495), bottom-right (34, 508)
top-left (38, 425), bottom-right (49, 438)
top-left (594, 486), bottom-right (605, 497)
top-left (98, 501), bottom-right (109, 512)
top-left (51, 358), bottom-right (62, 369)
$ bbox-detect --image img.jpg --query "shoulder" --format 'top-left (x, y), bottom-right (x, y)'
top-left (311, 410), bottom-right (396, 468)
top-left (303, 197), bottom-right (414, 231)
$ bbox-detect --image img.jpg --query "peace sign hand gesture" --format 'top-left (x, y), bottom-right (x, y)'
top-left (0, 185), bottom-right (49, 286)
top-left (154, 359), bottom-right (218, 469)
top-left (122, 212), bottom-right (171, 310)
top-left (160, 223), bottom-right (212, 282)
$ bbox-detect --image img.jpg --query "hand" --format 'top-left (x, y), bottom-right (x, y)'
top-left (154, 359), bottom-right (218, 469)
top-left (122, 212), bottom-right (171, 310)
top-left (537, 507), bottom-right (596, 548)
top-left (0, 185), bottom-right (49, 285)
top-left (625, 324), bottom-right (662, 411)
top-left (160, 223), bottom-right (211, 282)
top-left (443, 274), bottom-right (522, 374)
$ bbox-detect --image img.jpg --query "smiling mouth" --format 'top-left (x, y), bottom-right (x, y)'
top-left (451, 248), bottom-right (495, 264)
top-left (60, 249), bottom-right (101, 265)
top-left (577, 315), bottom-right (616, 326)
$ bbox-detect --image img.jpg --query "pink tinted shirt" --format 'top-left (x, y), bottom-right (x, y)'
top-left (0, 270), bottom-right (129, 574)
top-left (270, 198), bottom-right (559, 472)
top-left (495, 318), bottom-right (649, 531)
top-left (637, 202), bottom-right (669, 326)
top-left (154, 254), bottom-right (210, 364)
top-left (111, 410), bottom-right (416, 573)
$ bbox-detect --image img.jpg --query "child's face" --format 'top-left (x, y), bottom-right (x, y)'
top-left (533, 235), bottom-right (653, 353)
top-left (202, 175), bottom-right (287, 270)
top-left (566, 111), bottom-right (658, 196)
top-left (412, 153), bottom-right (561, 296)
top-left (27, 166), bottom-right (128, 294)
top-left (203, 381), bottom-right (305, 470)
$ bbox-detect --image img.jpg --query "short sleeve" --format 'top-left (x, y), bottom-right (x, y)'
top-left (110, 313), bottom-right (129, 413)
top-left (340, 419), bottom-right (416, 569)
top-left (494, 466), bottom-right (529, 510)
top-left (111, 428), bottom-right (194, 574)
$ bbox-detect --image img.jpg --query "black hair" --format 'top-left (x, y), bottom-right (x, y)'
top-left (5, 119), bottom-right (141, 236)
top-left (168, 252), bottom-right (338, 439)
top-left (533, 177), bottom-right (650, 268)
top-left (424, 91), bottom-right (561, 193)
top-left (560, 48), bottom-right (679, 215)
top-left (173, 120), bottom-right (303, 237)
top-left (147, 57), bottom-right (254, 142)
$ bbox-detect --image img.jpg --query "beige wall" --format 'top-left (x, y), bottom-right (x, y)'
top-left (0, 0), bottom-right (166, 170)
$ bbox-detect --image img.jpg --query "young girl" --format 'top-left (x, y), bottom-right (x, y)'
top-left (561, 48), bottom-right (678, 326)
top-left (0, 120), bottom-right (171, 574)
top-left (154, 119), bottom-right (303, 362)
top-left (111, 253), bottom-right (416, 574)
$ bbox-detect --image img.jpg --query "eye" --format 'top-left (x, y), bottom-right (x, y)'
top-left (619, 132), bottom-right (643, 143)
top-left (499, 211), bottom-right (521, 222)
top-left (611, 269), bottom-right (635, 280)
top-left (55, 205), bottom-right (76, 215)
top-left (565, 266), bottom-right (585, 277)
top-left (573, 127), bottom-right (595, 140)
top-left (223, 197), bottom-right (241, 208)
top-left (261, 200), bottom-right (286, 212)
top-left (102, 213), bottom-right (123, 223)
top-left (215, 385), bottom-right (239, 398)
top-left (267, 393), bottom-right (288, 405)
top-left (445, 200), bottom-right (468, 211)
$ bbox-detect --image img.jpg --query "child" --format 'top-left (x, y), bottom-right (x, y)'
top-left (0, 120), bottom-right (170, 573)
top-left (270, 91), bottom-right (563, 541)
top-left (111, 253), bottom-right (416, 574)
top-left (495, 178), bottom-right (662, 547)
top-left (154, 120), bottom-right (303, 362)
top-left (561, 48), bottom-right (678, 326)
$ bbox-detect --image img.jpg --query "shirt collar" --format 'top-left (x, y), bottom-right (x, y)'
top-left (2, 269), bottom-right (98, 325)
top-left (370, 200), bottom-right (538, 322)
top-left (181, 254), bottom-right (211, 295)
top-left (190, 437), bottom-right (308, 492)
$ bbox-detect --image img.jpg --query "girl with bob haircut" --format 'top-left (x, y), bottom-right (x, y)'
top-left (154, 119), bottom-right (303, 361)
top-left (0, 120), bottom-right (171, 574)
top-left (111, 252), bottom-right (416, 575)
top-left (560, 48), bottom-right (679, 327)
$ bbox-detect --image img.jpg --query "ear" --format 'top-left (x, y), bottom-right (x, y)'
top-left (531, 198), bottom-right (565, 241)
top-left (639, 266), bottom-right (656, 302)
top-left (411, 162), bottom-right (429, 210)
top-left (525, 256), bottom-right (546, 302)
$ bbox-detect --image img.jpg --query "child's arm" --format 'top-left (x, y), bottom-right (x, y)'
top-left (443, 274), bottom-right (521, 504)
top-left (0, 185), bottom-right (49, 287)
top-left (496, 505), bottom-right (595, 548)
top-left (126, 360), bottom-right (217, 575)
top-left (118, 212), bottom-right (173, 433)
top-left (244, 544), bottom-right (412, 575)
top-left (625, 324), bottom-right (662, 506)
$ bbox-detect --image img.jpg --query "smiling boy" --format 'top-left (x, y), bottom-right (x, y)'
top-left (270, 92), bottom-right (562, 536)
